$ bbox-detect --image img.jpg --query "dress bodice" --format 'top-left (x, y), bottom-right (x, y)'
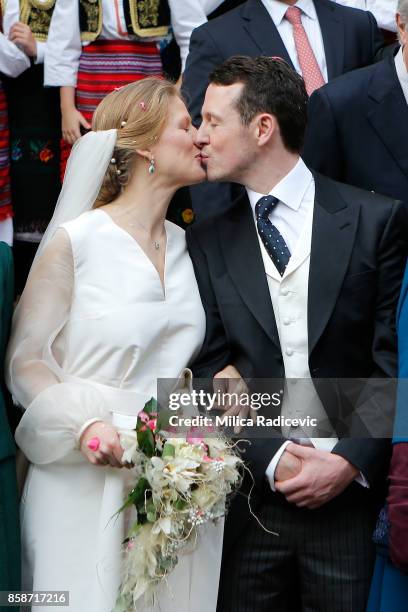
top-left (60, 209), bottom-right (206, 397)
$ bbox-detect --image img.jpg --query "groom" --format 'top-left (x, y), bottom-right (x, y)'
top-left (187, 56), bottom-right (407, 611)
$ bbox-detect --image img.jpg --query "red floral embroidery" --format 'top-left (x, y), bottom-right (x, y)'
top-left (39, 147), bottom-right (54, 163)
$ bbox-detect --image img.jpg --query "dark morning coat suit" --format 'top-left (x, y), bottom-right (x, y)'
top-left (187, 171), bottom-right (407, 609)
top-left (304, 53), bottom-right (408, 210)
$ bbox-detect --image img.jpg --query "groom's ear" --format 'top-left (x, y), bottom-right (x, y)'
top-left (254, 113), bottom-right (277, 147)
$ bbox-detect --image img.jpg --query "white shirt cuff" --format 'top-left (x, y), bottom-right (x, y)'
top-left (355, 471), bottom-right (369, 488)
top-left (265, 440), bottom-right (291, 492)
top-left (34, 41), bottom-right (45, 65)
top-left (310, 437), bottom-right (369, 488)
top-left (265, 437), bottom-right (370, 491)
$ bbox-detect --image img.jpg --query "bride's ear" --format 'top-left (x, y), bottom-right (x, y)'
top-left (136, 149), bottom-right (152, 162)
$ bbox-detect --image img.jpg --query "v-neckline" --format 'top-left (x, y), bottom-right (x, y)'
top-left (96, 208), bottom-right (168, 299)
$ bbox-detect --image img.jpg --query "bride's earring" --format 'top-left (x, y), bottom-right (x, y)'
top-left (148, 157), bottom-right (155, 175)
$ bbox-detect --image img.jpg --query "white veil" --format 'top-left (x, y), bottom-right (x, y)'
top-left (6, 128), bottom-right (120, 464)
top-left (34, 128), bottom-right (118, 263)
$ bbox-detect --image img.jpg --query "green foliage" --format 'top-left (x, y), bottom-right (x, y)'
top-left (174, 498), bottom-right (187, 511)
top-left (137, 427), bottom-right (155, 457)
top-left (162, 442), bottom-right (175, 458)
top-left (156, 408), bottom-right (173, 433)
top-left (117, 477), bottom-right (150, 515)
top-left (143, 397), bottom-right (157, 416)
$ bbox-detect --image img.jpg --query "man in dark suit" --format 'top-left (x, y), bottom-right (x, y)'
top-left (187, 55), bottom-right (407, 611)
top-left (182, 0), bottom-right (386, 219)
top-left (303, 5), bottom-right (408, 209)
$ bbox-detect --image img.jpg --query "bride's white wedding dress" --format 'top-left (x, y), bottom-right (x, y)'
top-left (6, 209), bottom-right (224, 612)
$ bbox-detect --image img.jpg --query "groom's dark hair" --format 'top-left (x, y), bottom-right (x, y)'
top-left (209, 55), bottom-right (308, 153)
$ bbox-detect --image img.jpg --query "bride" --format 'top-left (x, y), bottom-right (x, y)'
top-left (6, 78), bottom-right (223, 611)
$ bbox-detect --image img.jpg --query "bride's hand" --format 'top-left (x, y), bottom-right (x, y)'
top-left (79, 421), bottom-right (125, 468)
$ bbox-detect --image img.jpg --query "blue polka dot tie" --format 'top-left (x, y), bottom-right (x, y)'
top-left (255, 195), bottom-right (291, 276)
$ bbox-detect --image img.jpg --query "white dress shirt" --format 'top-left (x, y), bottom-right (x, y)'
top-left (0, 32), bottom-right (30, 78)
top-left (246, 158), bottom-right (368, 490)
top-left (395, 46), bottom-right (408, 105)
top-left (333, 0), bottom-right (398, 32)
top-left (44, 0), bottom-right (162, 87)
top-left (261, 0), bottom-right (328, 81)
top-left (0, 0), bottom-right (33, 78)
top-left (3, 0), bottom-right (46, 64)
top-left (169, 0), bottom-right (224, 71)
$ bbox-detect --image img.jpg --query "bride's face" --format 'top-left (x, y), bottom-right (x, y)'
top-left (152, 96), bottom-right (206, 187)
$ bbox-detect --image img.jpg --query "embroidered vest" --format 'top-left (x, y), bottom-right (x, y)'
top-left (19, 0), bottom-right (55, 42)
top-left (79, 0), bottom-right (170, 42)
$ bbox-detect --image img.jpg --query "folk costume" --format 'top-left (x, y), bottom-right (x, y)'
top-left (0, 0), bottom-right (31, 246)
top-left (1, 0), bottom-right (61, 293)
top-left (45, 0), bottom-right (169, 179)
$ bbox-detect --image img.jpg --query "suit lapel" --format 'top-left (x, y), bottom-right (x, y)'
top-left (314, 0), bottom-right (344, 80)
top-left (366, 57), bottom-right (408, 180)
top-left (240, 0), bottom-right (294, 67)
top-left (308, 173), bottom-right (359, 354)
top-left (220, 193), bottom-right (281, 347)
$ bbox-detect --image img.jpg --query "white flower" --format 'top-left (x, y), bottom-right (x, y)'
top-left (177, 444), bottom-right (206, 461)
top-left (152, 516), bottom-right (172, 535)
top-left (147, 454), bottom-right (201, 494)
top-left (116, 433), bottom-right (244, 608)
top-left (119, 430), bottom-right (138, 464)
top-left (191, 486), bottom-right (218, 509)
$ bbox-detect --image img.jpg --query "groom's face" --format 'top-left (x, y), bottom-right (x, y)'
top-left (196, 83), bottom-right (255, 183)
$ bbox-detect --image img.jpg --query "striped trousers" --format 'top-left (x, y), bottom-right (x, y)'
top-left (217, 483), bottom-right (379, 612)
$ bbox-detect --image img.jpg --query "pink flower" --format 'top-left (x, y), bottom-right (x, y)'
top-left (188, 437), bottom-right (204, 445)
top-left (187, 426), bottom-right (204, 446)
top-left (147, 419), bottom-right (156, 432)
top-left (139, 411), bottom-right (149, 423)
top-left (203, 455), bottom-right (213, 462)
top-left (140, 425), bottom-right (147, 432)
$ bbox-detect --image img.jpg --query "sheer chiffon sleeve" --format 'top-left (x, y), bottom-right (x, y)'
top-left (6, 228), bottom-right (110, 465)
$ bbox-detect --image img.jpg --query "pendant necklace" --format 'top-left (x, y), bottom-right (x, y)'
top-left (128, 218), bottom-right (162, 250)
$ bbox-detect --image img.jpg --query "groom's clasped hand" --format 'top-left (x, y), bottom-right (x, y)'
top-left (275, 443), bottom-right (359, 509)
top-left (213, 366), bottom-right (359, 510)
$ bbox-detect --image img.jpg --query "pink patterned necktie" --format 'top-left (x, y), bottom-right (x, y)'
top-left (285, 6), bottom-right (325, 96)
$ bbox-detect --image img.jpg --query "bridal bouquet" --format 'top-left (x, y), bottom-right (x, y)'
top-left (113, 398), bottom-right (243, 611)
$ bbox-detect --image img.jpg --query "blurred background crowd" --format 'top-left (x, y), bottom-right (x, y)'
top-left (0, 0), bottom-right (401, 297)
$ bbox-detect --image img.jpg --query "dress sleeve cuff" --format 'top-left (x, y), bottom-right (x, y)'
top-left (75, 418), bottom-right (105, 448)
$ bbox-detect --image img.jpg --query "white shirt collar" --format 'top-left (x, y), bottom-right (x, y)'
top-left (395, 47), bottom-right (408, 92)
top-left (246, 157), bottom-right (313, 215)
top-left (261, 0), bottom-right (318, 26)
